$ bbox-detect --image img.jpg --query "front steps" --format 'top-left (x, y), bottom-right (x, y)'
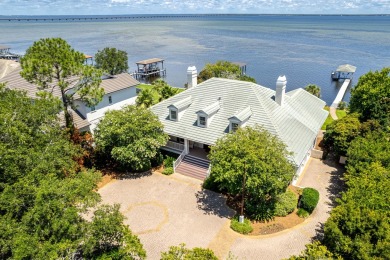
top-left (175, 155), bottom-right (210, 180)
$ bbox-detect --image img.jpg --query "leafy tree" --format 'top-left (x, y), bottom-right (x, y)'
top-left (346, 131), bottom-right (390, 179)
top-left (94, 105), bottom-right (168, 171)
top-left (207, 125), bottom-right (295, 220)
top-left (349, 67), bottom-right (390, 126)
top-left (198, 61), bottom-right (256, 83)
top-left (20, 37), bottom-right (104, 129)
top-left (136, 88), bottom-right (155, 108)
top-left (323, 113), bottom-right (361, 156)
top-left (323, 162), bottom-right (390, 259)
top-left (304, 84), bottom-right (321, 98)
top-left (0, 86), bottom-right (145, 259)
top-left (161, 243), bottom-right (218, 260)
top-left (152, 79), bottom-right (179, 102)
top-left (287, 241), bottom-right (341, 260)
top-left (95, 47), bottom-right (129, 76)
top-left (83, 204), bottom-right (146, 259)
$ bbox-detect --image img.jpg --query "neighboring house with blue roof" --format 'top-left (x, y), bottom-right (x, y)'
top-left (151, 66), bottom-right (328, 182)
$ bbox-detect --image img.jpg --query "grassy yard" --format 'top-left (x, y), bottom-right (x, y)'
top-left (136, 83), bottom-right (184, 104)
top-left (321, 106), bottom-right (347, 130)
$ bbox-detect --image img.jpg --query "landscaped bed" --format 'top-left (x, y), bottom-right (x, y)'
top-left (250, 209), bottom-right (305, 235)
top-left (227, 185), bottom-right (311, 236)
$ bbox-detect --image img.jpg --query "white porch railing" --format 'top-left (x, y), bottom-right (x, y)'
top-left (164, 140), bottom-right (185, 151)
top-left (206, 164), bottom-right (212, 178)
top-left (173, 150), bottom-right (186, 173)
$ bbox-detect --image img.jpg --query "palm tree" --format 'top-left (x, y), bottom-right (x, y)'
top-left (304, 84), bottom-right (321, 98)
top-left (136, 88), bottom-right (155, 108)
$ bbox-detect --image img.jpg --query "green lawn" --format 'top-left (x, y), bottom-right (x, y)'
top-left (321, 106), bottom-right (347, 130)
top-left (136, 83), bottom-right (184, 103)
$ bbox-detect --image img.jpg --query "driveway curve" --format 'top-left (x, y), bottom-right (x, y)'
top-left (99, 158), bottom-right (343, 260)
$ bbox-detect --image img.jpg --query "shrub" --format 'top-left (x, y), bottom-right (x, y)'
top-left (300, 188), bottom-right (320, 213)
top-left (274, 190), bottom-right (298, 217)
top-left (162, 167), bottom-right (174, 175)
top-left (297, 208), bottom-right (310, 218)
top-left (230, 216), bottom-right (253, 234)
top-left (163, 156), bottom-right (175, 168)
top-left (338, 101), bottom-right (347, 110)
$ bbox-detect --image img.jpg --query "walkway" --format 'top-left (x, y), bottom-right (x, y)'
top-left (99, 158), bottom-right (344, 260)
top-left (329, 79), bottom-right (350, 120)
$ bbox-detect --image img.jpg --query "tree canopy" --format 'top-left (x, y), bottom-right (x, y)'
top-left (349, 67), bottom-right (390, 127)
top-left (20, 37), bottom-right (104, 129)
top-left (304, 84), bottom-right (321, 98)
top-left (0, 86), bottom-right (145, 259)
top-left (136, 88), bottom-right (155, 108)
top-left (152, 79), bottom-right (180, 102)
top-left (198, 61), bottom-right (256, 84)
top-left (94, 105), bottom-right (168, 171)
top-left (95, 47), bottom-right (129, 76)
top-left (136, 81), bottom-right (181, 108)
top-left (160, 243), bottom-right (218, 260)
top-left (323, 162), bottom-right (390, 259)
top-left (207, 125), bottom-right (295, 220)
top-left (323, 113), bottom-right (361, 157)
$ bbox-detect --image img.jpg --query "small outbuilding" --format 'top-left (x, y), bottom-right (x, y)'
top-left (331, 64), bottom-right (356, 80)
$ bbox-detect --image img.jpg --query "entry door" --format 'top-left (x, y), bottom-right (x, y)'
top-left (189, 141), bottom-right (194, 149)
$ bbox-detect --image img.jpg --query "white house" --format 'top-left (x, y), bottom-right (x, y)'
top-left (151, 66), bottom-right (328, 182)
top-left (0, 64), bottom-right (140, 132)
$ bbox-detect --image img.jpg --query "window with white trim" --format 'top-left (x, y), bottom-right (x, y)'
top-left (170, 109), bottom-right (177, 121)
top-left (199, 116), bottom-right (206, 127)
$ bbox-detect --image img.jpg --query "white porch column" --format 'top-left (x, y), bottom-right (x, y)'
top-left (184, 139), bottom-right (189, 154)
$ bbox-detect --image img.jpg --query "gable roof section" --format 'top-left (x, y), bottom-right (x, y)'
top-left (197, 101), bottom-right (220, 116)
top-left (58, 109), bottom-right (90, 129)
top-left (97, 73), bottom-right (139, 95)
top-left (151, 77), bottom-right (328, 166)
top-left (168, 96), bottom-right (192, 111)
top-left (0, 66), bottom-right (139, 100)
top-left (0, 66), bottom-right (63, 99)
top-left (229, 106), bottom-right (252, 122)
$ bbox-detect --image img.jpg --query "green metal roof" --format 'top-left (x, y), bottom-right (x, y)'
top-left (151, 78), bottom-right (328, 166)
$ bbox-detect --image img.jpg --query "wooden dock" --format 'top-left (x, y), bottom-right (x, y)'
top-left (329, 78), bottom-right (351, 120)
top-left (331, 79), bottom-right (351, 108)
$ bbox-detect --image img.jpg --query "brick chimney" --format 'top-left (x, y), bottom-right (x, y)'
top-left (275, 75), bottom-right (287, 106)
top-left (187, 66), bottom-right (197, 89)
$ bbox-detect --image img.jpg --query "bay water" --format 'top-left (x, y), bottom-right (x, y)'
top-left (1, 15), bottom-right (390, 104)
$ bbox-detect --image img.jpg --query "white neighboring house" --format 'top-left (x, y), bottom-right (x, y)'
top-left (151, 66), bottom-right (328, 183)
top-left (0, 64), bottom-right (140, 132)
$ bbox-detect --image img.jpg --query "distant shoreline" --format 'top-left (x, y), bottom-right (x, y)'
top-left (1, 13), bottom-right (389, 22)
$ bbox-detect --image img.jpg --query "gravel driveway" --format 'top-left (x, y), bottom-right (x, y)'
top-left (99, 158), bottom-right (343, 260)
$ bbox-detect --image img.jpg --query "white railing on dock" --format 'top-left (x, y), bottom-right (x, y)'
top-left (173, 150), bottom-right (186, 173)
top-left (164, 140), bottom-right (185, 151)
top-left (331, 79), bottom-right (351, 108)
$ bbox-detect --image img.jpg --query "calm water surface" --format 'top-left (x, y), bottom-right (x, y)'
top-left (1, 15), bottom-right (390, 104)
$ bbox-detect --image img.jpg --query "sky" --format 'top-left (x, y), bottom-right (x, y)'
top-left (0, 0), bottom-right (389, 15)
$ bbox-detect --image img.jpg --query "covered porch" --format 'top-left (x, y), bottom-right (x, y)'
top-left (162, 136), bottom-right (210, 161)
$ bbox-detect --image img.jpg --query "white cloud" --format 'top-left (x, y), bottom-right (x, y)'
top-left (0, 0), bottom-right (389, 15)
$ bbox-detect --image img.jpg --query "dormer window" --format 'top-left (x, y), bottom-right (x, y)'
top-left (198, 115), bottom-right (207, 127)
top-left (196, 100), bottom-right (220, 128)
top-left (231, 122), bottom-right (239, 132)
top-left (229, 106), bottom-right (252, 133)
top-left (170, 109), bottom-right (177, 121)
top-left (168, 96), bottom-right (192, 122)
